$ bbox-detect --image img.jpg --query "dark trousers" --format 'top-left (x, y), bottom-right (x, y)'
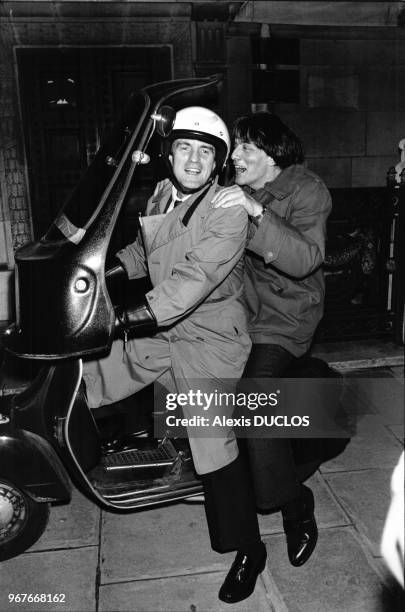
top-left (243, 343), bottom-right (303, 510)
top-left (201, 454), bottom-right (261, 554)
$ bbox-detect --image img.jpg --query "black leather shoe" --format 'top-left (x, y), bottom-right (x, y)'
top-left (218, 543), bottom-right (267, 604)
top-left (282, 486), bottom-right (318, 567)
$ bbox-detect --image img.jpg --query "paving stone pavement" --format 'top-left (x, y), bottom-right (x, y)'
top-left (0, 366), bottom-right (403, 611)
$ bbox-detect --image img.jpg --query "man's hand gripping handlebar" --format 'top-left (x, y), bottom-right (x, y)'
top-left (105, 261), bottom-right (157, 339)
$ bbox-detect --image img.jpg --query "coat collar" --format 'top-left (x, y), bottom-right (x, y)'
top-left (151, 178), bottom-right (218, 219)
top-left (246, 164), bottom-right (305, 201)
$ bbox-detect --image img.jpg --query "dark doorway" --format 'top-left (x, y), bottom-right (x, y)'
top-left (17, 47), bottom-right (172, 240)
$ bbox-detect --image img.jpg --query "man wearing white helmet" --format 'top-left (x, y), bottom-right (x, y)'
top-left (83, 106), bottom-right (267, 604)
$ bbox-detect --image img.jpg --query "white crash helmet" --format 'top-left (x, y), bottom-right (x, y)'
top-left (161, 106), bottom-right (231, 192)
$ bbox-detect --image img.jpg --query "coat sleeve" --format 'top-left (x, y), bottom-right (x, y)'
top-left (115, 236), bottom-right (147, 279)
top-left (145, 204), bottom-right (248, 327)
top-left (115, 180), bottom-right (171, 279)
top-left (247, 179), bottom-right (331, 279)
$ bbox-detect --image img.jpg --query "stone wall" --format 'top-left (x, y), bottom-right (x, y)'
top-left (0, 22), bottom-right (30, 319)
top-left (274, 36), bottom-right (405, 187)
top-left (0, 14), bottom-right (403, 250)
top-left (0, 23), bottom-right (33, 252)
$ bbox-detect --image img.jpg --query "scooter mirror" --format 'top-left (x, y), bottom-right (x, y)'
top-left (151, 105), bottom-right (175, 137)
top-left (131, 151), bottom-right (151, 165)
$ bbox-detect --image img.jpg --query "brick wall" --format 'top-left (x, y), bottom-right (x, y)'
top-left (0, 25), bottom-right (32, 250)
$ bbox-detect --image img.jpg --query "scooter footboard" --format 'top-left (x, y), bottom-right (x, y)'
top-left (87, 437), bottom-right (202, 509)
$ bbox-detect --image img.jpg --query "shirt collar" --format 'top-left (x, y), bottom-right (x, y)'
top-left (172, 186), bottom-right (192, 203)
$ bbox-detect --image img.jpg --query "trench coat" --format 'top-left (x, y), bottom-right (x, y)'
top-left (83, 178), bottom-right (251, 475)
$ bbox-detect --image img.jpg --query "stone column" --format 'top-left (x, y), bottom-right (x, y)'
top-left (226, 24), bottom-right (255, 124)
top-left (0, 22), bottom-right (32, 321)
top-left (0, 147), bottom-right (15, 321)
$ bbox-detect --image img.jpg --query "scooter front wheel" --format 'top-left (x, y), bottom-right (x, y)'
top-left (0, 480), bottom-right (49, 561)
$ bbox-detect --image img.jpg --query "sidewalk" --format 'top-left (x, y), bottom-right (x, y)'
top-left (0, 363), bottom-right (403, 611)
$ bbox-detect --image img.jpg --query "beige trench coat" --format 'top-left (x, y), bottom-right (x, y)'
top-left (83, 179), bottom-right (251, 474)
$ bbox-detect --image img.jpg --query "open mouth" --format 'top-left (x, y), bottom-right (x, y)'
top-left (234, 165), bottom-right (247, 174)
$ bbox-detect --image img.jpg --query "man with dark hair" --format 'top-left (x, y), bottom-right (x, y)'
top-left (213, 112), bottom-right (332, 568)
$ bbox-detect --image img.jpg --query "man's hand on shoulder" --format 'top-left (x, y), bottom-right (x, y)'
top-left (212, 185), bottom-right (262, 218)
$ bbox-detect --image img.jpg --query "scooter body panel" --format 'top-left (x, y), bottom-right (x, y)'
top-left (0, 420), bottom-right (71, 503)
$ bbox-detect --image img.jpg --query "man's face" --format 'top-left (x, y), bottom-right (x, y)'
top-left (170, 138), bottom-right (216, 192)
top-left (232, 139), bottom-right (276, 190)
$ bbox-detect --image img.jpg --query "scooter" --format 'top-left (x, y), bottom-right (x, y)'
top-left (0, 76), bottom-right (222, 561)
top-left (0, 74), bottom-right (348, 563)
